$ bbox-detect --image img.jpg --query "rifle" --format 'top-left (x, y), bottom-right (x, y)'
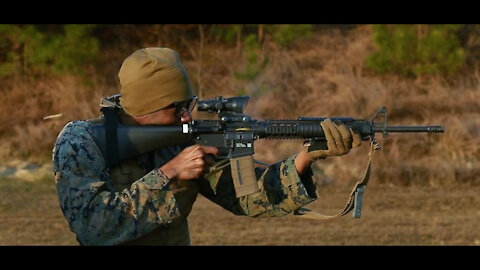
top-left (91, 95), bottom-right (444, 218)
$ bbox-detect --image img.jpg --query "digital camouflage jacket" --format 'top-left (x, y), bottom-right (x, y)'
top-left (53, 120), bottom-right (319, 245)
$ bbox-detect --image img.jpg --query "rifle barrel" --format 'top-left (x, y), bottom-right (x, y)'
top-left (379, 126), bottom-right (445, 133)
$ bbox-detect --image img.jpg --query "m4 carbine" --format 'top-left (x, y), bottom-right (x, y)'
top-left (91, 95), bottom-right (444, 218)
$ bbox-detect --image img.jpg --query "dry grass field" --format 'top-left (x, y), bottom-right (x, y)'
top-left (0, 25), bottom-right (479, 246)
top-left (0, 172), bottom-right (478, 246)
top-left (190, 183), bottom-right (480, 246)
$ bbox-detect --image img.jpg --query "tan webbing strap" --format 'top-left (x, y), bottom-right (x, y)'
top-left (294, 139), bottom-right (379, 220)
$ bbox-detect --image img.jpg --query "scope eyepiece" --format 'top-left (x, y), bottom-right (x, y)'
top-left (197, 96), bottom-right (250, 113)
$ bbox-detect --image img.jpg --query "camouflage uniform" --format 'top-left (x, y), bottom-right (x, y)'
top-left (53, 119), bottom-right (319, 246)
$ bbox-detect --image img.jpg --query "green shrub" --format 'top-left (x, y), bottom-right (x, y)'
top-left (0, 24), bottom-right (99, 78)
top-left (366, 24), bottom-right (466, 77)
top-left (234, 34), bottom-right (269, 81)
top-left (271, 24), bottom-right (313, 47)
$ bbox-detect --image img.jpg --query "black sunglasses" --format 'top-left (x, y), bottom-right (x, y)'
top-left (163, 96), bottom-right (198, 118)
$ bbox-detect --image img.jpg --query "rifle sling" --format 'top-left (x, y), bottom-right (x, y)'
top-left (294, 139), bottom-right (378, 220)
top-left (101, 107), bottom-right (119, 168)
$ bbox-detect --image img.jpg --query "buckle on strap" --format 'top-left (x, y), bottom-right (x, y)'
top-left (352, 185), bottom-right (366, 218)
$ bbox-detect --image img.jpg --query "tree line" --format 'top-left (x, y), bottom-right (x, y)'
top-left (1, 24), bottom-right (479, 82)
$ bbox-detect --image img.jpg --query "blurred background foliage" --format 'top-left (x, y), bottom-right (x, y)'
top-left (366, 24), bottom-right (468, 77)
top-left (1, 24), bottom-right (479, 81)
top-left (0, 24), bottom-right (479, 187)
top-left (0, 25), bottom-right (99, 79)
top-left (2, 25), bottom-right (479, 246)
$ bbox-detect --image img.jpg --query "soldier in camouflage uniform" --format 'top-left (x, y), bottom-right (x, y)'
top-left (53, 47), bottom-right (361, 245)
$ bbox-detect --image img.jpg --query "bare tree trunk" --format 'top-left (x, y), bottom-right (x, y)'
top-left (197, 24), bottom-right (204, 99)
top-left (23, 38), bottom-right (28, 78)
top-left (181, 24), bottom-right (205, 99)
top-left (258, 24), bottom-right (264, 43)
top-left (236, 25), bottom-right (243, 57)
top-left (417, 24), bottom-right (427, 40)
top-left (155, 24), bottom-right (162, 45)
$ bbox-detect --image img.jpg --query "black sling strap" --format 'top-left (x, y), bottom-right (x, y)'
top-left (100, 106), bottom-right (119, 168)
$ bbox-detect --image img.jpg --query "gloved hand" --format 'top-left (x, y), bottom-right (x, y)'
top-left (306, 118), bottom-right (362, 161)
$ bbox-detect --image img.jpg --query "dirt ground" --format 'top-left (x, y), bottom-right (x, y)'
top-left (188, 183), bottom-right (480, 246)
top-left (0, 174), bottom-right (478, 246)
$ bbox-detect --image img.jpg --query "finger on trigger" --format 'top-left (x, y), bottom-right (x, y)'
top-left (198, 145), bottom-right (219, 156)
top-left (204, 154), bottom-right (216, 167)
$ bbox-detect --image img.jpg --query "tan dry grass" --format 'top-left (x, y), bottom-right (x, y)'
top-left (0, 76), bottom-right (117, 163)
top-left (243, 26), bottom-right (480, 187)
top-left (1, 174), bottom-right (478, 246)
top-left (0, 175), bottom-right (77, 245)
top-left (188, 181), bottom-right (480, 245)
top-left (0, 24), bottom-right (478, 187)
top-left (1, 24), bottom-right (479, 247)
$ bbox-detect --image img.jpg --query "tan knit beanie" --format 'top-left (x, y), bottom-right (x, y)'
top-left (118, 47), bottom-right (194, 116)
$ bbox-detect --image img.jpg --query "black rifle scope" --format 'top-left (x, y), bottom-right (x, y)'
top-left (197, 96), bottom-right (250, 113)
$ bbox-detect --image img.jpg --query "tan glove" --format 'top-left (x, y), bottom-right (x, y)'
top-left (307, 118), bottom-right (362, 161)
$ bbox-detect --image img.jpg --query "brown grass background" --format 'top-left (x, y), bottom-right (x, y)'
top-left (0, 25), bottom-right (478, 245)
